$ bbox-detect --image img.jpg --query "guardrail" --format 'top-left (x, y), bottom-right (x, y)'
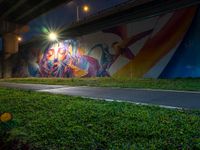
top-left (21, 0), bottom-right (200, 46)
top-left (69, 0), bottom-right (154, 27)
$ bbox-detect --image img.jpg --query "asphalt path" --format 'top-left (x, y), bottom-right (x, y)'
top-left (1, 82), bottom-right (200, 109)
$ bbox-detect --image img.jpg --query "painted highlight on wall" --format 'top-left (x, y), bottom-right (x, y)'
top-left (13, 6), bottom-right (200, 78)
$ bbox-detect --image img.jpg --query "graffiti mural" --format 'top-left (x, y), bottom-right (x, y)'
top-left (37, 40), bottom-right (100, 77)
top-left (15, 5), bottom-right (200, 78)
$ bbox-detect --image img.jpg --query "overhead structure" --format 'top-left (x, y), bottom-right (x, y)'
top-left (21, 0), bottom-right (200, 48)
top-left (0, 0), bottom-right (72, 24)
top-left (0, 0), bottom-right (72, 78)
top-left (63, 0), bottom-right (200, 38)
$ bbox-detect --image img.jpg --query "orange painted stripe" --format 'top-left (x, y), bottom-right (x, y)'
top-left (114, 6), bottom-right (197, 78)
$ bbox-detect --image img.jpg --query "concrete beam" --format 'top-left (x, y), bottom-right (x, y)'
top-left (0, 0), bottom-right (27, 19)
top-left (14, 0), bottom-right (72, 23)
top-left (0, 21), bottom-right (18, 34)
top-left (0, 20), bottom-right (29, 35)
top-left (0, 0), bottom-right (4, 4)
top-left (15, 0), bottom-right (51, 21)
top-left (63, 0), bottom-right (200, 38)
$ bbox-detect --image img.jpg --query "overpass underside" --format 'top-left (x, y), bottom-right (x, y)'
top-left (0, 0), bottom-right (72, 78)
top-left (1, 0), bottom-right (200, 79)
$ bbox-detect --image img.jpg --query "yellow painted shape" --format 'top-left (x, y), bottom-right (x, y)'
top-left (114, 7), bottom-right (197, 78)
top-left (0, 112), bottom-right (13, 122)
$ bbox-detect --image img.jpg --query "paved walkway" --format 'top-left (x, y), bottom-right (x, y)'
top-left (1, 82), bottom-right (200, 109)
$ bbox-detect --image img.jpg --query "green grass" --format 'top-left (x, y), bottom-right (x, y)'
top-left (0, 88), bottom-right (200, 149)
top-left (1, 77), bottom-right (200, 91)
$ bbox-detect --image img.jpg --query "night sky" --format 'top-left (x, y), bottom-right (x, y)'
top-left (23, 0), bottom-right (129, 41)
top-left (0, 0), bottom-right (131, 50)
top-left (0, 0), bottom-right (132, 51)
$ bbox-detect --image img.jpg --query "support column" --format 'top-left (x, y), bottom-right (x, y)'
top-left (0, 20), bottom-right (29, 78)
top-left (2, 33), bottom-right (19, 78)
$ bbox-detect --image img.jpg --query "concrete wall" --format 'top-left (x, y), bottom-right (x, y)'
top-left (11, 5), bottom-right (200, 78)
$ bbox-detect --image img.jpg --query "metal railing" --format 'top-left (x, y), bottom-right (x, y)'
top-left (69, 0), bottom-right (153, 27)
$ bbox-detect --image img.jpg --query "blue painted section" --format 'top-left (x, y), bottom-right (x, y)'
top-left (160, 8), bottom-right (200, 78)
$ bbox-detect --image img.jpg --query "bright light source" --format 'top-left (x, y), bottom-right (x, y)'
top-left (17, 36), bottom-right (22, 42)
top-left (48, 32), bottom-right (58, 41)
top-left (83, 5), bottom-right (89, 12)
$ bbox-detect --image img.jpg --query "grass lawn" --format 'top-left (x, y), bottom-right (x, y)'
top-left (1, 77), bottom-right (200, 91)
top-left (0, 88), bottom-right (200, 149)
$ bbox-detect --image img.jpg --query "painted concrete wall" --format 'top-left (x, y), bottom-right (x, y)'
top-left (11, 5), bottom-right (200, 78)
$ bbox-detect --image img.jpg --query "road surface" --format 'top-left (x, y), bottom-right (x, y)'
top-left (0, 82), bottom-right (200, 109)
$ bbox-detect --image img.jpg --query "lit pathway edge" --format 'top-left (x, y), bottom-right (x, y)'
top-left (0, 82), bottom-right (200, 110)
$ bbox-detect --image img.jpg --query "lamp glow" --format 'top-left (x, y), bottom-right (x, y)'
top-left (48, 32), bottom-right (58, 41)
top-left (83, 5), bottom-right (89, 12)
top-left (17, 36), bottom-right (22, 42)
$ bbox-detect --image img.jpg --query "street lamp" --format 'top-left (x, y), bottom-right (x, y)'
top-left (17, 36), bottom-right (22, 42)
top-left (76, 6), bottom-right (80, 21)
top-left (83, 5), bottom-right (89, 12)
top-left (76, 4), bottom-right (90, 21)
top-left (48, 32), bottom-right (58, 41)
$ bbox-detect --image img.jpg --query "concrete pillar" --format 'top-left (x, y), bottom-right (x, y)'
top-left (2, 33), bottom-right (19, 78)
top-left (0, 20), bottom-right (29, 78)
top-left (4, 33), bottom-right (19, 55)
